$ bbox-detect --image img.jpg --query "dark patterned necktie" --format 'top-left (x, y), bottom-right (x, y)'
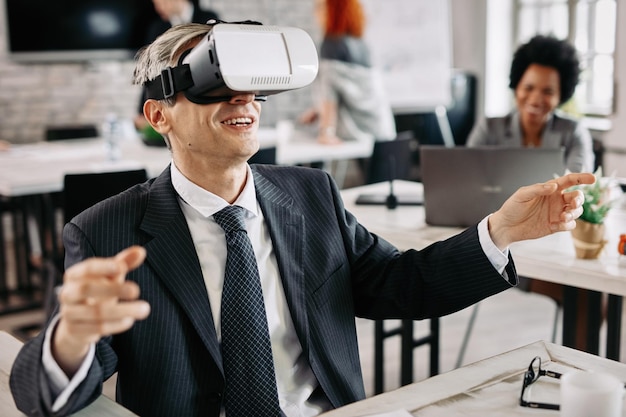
top-left (213, 205), bottom-right (281, 416)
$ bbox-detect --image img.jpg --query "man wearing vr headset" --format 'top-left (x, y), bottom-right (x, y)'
top-left (11, 21), bottom-right (594, 417)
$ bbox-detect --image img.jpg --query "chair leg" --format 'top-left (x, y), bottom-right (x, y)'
top-left (455, 303), bottom-right (480, 368)
top-left (551, 303), bottom-right (561, 343)
top-left (373, 319), bottom-right (403, 394)
top-left (374, 320), bottom-right (384, 395)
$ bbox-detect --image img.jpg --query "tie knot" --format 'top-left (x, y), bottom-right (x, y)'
top-left (214, 205), bottom-right (246, 233)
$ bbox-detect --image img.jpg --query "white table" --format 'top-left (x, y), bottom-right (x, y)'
top-left (0, 331), bottom-right (136, 416)
top-left (259, 127), bottom-right (373, 167)
top-left (0, 128), bottom-right (373, 198)
top-left (319, 340), bottom-right (626, 416)
top-left (0, 137), bottom-right (170, 197)
top-left (340, 180), bottom-right (626, 359)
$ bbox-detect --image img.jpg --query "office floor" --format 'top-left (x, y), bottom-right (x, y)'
top-left (0, 161), bottom-right (617, 402)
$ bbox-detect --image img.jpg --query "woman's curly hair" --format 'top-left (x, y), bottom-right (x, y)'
top-left (509, 35), bottom-right (581, 105)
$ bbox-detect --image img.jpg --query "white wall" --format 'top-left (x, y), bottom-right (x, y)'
top-left (484, 0), bottom-right (514, 117)
top-left (450, 0), bottom-right (488, 120)
top-left (602, 1), bottom-right (626, 177)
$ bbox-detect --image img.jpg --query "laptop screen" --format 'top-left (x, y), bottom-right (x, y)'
top-left (419, 146), bottom-right (566, 227)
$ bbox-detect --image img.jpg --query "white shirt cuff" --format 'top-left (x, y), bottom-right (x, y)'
top-left (43, 314), bottom-right (96, 412)
top-left (478, 215), bottom-right (510, 276)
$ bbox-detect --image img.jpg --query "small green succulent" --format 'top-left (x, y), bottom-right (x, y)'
top-left (570, 167), bottom-right (617, 224)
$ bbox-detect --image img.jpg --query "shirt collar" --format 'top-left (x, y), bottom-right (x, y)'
top-left (170, 162), bottom-right (259, 219)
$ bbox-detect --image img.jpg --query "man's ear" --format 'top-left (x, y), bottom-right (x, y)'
top-left (143, 99), bottom-right (171, 135)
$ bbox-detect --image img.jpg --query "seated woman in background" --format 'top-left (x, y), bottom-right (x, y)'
top-left (299, 0), bottom-right (396, 145)
top-left (467, 34), bottom-right (595, 173)
top-left (468, 34), bottom-right (596, 350)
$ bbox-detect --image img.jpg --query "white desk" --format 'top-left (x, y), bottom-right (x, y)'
top-left (320, 340), bottom-right (626, 416)
top-left (0, 129), bottom-right (372, 198)
top-left (340, 180), bottom-right (626, 358)
top-left (259, 127), bottom-right (373, 166)
top-left (0, 137), bottom-right (171, 197)
top-left (0, 331), bottom-right (136, 416)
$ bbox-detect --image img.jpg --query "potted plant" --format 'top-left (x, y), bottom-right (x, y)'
top-left (569, 167), bottom-right (619, 259)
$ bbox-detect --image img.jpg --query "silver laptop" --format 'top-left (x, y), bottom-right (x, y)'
top-left (420, 146), bottom-right (566, 227)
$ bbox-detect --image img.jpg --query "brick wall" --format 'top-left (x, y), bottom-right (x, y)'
top-left (0, 0), bottom-right (318, 143)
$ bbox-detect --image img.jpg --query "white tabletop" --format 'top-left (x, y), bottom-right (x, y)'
top-left (0, 331), bottom-right (137, 416)
top-left (319, 340), bottom-right (626, 416)
top-left (340, 180), bottom-right (626, 297)
top-left (270, 128), bottom-right (373, 166)
top-left (0, 137), bottom-right (171, 196)
top-left (0, 128), bottom-right (373, 197)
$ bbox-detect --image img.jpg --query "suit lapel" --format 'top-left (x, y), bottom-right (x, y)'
top-left (253, 170), bottom-right (311, 355)
top-left (140, 167), bottom-right (223, 374)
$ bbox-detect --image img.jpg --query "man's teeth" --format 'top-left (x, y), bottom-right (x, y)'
top-left (223, 117), bottom-right (252, 125)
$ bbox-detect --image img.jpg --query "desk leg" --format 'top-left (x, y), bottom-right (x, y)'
top-left (0, 206), bottom-right (6, 294)
top-left (606, 295), bottom-right (622, 361)
top-left (40, 193), bottom-right (60, 266)
top-left (400, 318), bottom-right (440, 386)
top-left (586, 290), bottom-right (602, 355)
top-left (11, 198), bottom-right (30, 291)
top-left (374, 320), bottom-right (403, 395)
top-left (562, 285), bottom-right (578, 349)
top-left (429, 317), bottom-right (440, 376)
top-left (400, 319), bottom-right (414, 386)
top-left (563, 286), bottom-right (604, 355)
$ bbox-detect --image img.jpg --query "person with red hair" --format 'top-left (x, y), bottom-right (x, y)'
top-left (300, 0), bottom-right (395, 145)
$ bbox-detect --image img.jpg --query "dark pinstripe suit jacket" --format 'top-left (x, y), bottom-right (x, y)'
top-left (10, 164), bottom-right (517, 417)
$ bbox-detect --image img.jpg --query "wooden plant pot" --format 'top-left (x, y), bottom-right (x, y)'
top-left (570, 219), bottom-right (607, 259)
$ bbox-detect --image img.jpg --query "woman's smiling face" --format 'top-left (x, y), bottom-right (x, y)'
top-left (515, 63), bottom-right (561, 130)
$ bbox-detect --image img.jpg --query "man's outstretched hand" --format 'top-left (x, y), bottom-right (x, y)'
top-left (488, 172), bottom-right (595, 250)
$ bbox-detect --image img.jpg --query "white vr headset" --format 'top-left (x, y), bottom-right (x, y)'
top-left (145, 20), bottom-right (319, 104)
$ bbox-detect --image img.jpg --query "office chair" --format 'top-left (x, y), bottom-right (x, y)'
top-left (374, 318), bottom-right (439, 394)
top-left (42, 124), bottom-right (101, 269)
top-left (11, 169), bottom-right (149, 339)
top-left (364, 131), bottom-right (417, 185)
top-left (394, 70), bottom-right (478, 147)
top-left (61, 169), bottom-right (148, 223)
top-left (369, 132), bottom-right (438, 393)
top-left (394, 70), bottom-right (478, 178)
top-left (51, 170), bottom-right (148, 314)
top-left (45, 124), bottom-right (98, 141)
top-left (248, 146), bottom-right (277, 165)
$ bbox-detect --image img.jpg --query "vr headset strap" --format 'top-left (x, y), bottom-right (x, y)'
top-left (144, 65), bottom-right (195, 100)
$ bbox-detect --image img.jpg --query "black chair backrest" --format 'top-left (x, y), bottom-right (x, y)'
top-left (248, 146), bottom-right (276, 164)
top-left (63, 169), bottom-right (148, 223)
top-left (365, 132), bottom-right (416, 184)
top-left (394, 70), bottom-right (477, 146)
top-left (46, 124), bottom-right (98, 141)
